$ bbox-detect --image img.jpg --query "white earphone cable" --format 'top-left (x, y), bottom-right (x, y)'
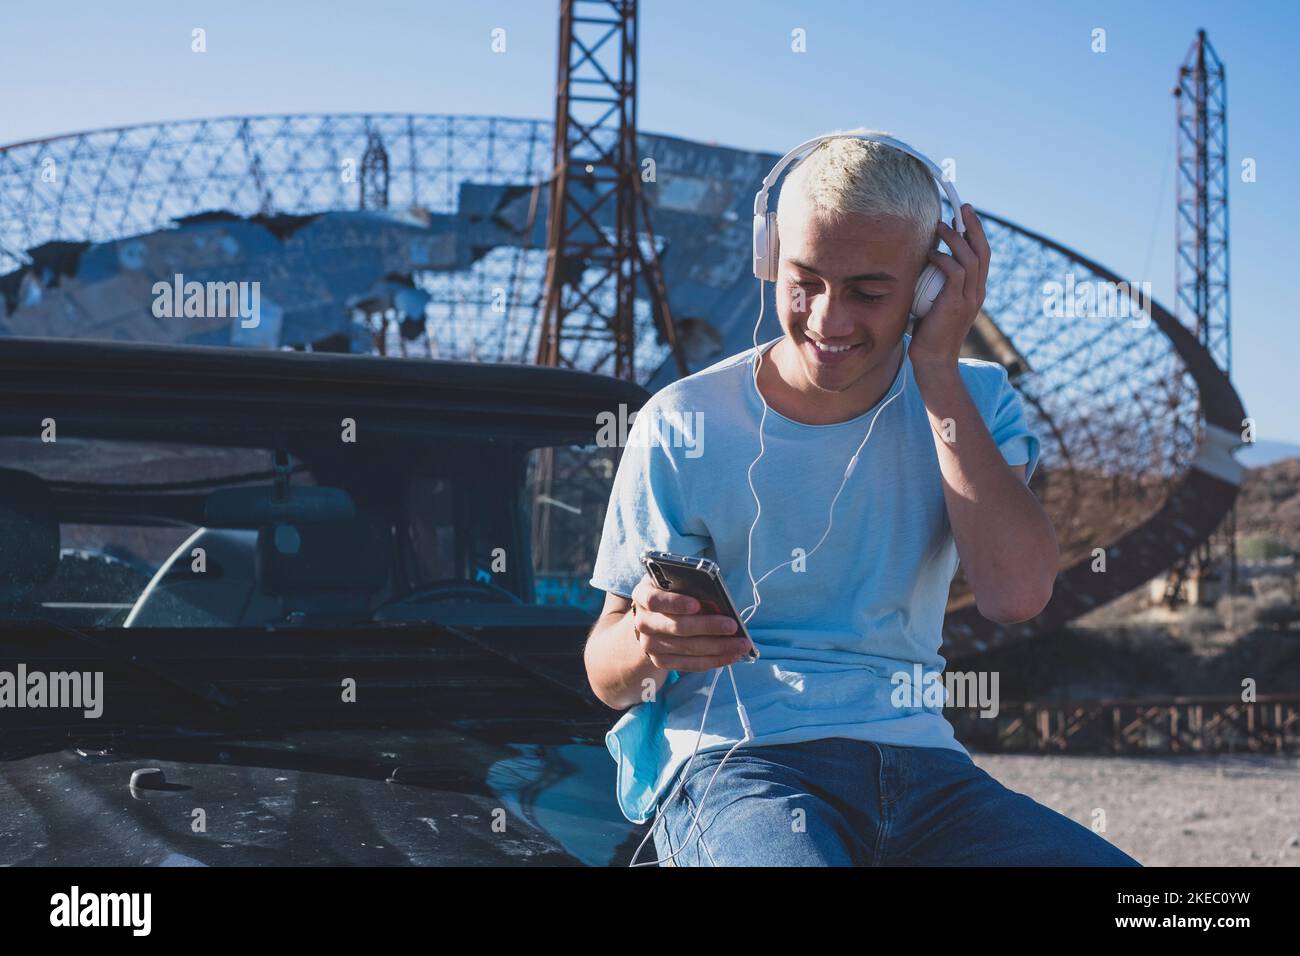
top-left (630, 278), bottom-right (907, 867)
top-left (740, 298), bottom-right (910, 623)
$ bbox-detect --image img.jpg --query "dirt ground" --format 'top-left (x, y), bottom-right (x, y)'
top-left (971, 751), bottom-right (1300, 867)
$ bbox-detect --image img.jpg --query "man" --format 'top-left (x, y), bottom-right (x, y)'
top-left (583, 130), bottom-right (1139, 867)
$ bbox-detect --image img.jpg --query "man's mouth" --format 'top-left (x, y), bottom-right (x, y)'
top-left (803, 335), bottom-right (864, 363)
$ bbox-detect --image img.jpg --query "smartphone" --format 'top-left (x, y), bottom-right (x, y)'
top-left (639, 549), bottom-right (759, 662)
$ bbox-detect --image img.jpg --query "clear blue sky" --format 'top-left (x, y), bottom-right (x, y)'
top-left (2, 0), bottom-right (1296, 442)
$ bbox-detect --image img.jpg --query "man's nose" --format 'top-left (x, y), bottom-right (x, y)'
top-left (805, 296), bottom-right (855, 338)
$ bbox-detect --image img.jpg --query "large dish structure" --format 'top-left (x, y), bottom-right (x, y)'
top-left (0, 114), bottom-right (1245, 655)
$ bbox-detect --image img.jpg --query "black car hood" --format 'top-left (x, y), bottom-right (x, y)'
top-left (0, 719), bottom-right (643, 867)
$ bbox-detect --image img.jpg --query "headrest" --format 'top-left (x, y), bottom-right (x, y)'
top-left (255, 517), bottom-right (389, 596)
top-left (0, 468), bottom-right (60, 604)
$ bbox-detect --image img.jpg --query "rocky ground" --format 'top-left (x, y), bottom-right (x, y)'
top-left (972, 751), bottom-right (1300, 867)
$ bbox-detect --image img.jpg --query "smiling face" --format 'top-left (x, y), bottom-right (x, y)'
top-left (771, 198), bottom-right (927, 407)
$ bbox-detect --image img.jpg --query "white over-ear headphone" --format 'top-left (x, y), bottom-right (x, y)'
top-left (752, 132), bottom-right (966, 318)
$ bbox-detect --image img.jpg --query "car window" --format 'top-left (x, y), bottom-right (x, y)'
top-left (0, 436), bottom-right (316, 628)
top-left (525, 443), bottom-right (617, 613)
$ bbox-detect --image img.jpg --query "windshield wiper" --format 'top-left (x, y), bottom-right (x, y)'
top-left (0, 617), bottom-right (242, 719)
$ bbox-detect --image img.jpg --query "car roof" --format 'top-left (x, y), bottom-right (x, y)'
top-left (0, 336), bottom-right (650, 443)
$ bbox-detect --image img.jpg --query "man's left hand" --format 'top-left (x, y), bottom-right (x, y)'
top-left (908, 203), bottom-right (990, 373)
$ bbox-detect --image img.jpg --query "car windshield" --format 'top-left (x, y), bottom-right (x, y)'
top-left (0, 432), bottom-right (616, 630)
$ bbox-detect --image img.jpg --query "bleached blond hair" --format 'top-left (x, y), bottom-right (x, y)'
top-left (775, 127), bottom-right (941, 261)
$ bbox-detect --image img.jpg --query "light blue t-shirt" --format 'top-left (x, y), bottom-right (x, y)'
top-left (589, 333), bottom-right (1041, 824)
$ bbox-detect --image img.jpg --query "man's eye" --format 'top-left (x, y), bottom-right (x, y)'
top-left (853, 291), bottom-right (884, 302)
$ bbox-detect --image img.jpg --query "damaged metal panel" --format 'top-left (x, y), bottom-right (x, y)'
top-left (1, 209), bottom-right (459, 350)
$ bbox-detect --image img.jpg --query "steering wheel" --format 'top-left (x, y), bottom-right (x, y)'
top-left (376, 578), bottom-right (525, 611)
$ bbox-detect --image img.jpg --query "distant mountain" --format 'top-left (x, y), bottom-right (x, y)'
top-left (1235, 457), bottom-right (1300, 554)
top-left (1238, 439), bottom-right (1300, 469)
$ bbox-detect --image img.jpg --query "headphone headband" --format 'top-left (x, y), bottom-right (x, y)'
top-left (751, 130), bottom-right (966, 310)
top-left (753, 132), bottom-right (964, 235)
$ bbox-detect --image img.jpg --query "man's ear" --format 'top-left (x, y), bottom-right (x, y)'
top-left (913, 234), bottom-right (939, 279)
top-left (916, 228), bottom-right (940, 266)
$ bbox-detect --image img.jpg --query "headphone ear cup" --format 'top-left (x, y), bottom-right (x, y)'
top-left (752, 212), bottom-right (780, 282)
top-left (754, 212), bottom-right (779, 282)
top-left (767, 213), bottom-right (779, 282)
top-left (910, 264), bottom-right (946, 319)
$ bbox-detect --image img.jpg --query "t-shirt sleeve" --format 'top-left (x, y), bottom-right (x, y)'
top-left (989, 366), bottom-right (1041, 482)
top-left (588, 406), bottom-right (712, 599)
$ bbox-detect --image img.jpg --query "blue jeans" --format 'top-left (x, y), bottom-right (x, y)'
top-left (650, 737), bottom-right (1141, 866)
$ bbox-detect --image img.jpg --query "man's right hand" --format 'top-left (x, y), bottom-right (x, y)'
top-left (629, 573), bottom-right (755, 673)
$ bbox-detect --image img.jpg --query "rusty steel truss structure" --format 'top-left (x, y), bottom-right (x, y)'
top-left (1168, 29), bottom-right (1236, 603)
top-left (537, 0), bottom-right (687, 382)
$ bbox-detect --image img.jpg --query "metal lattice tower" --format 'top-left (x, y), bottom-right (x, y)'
top-left (1172, 29), bottom-right (1235, 601)
top-left (536, 0), bottom-right (686, 381)
top-left (360, 130), bottom-right (390, 210)
top-left (532, 0), bottom-right (688, 567)
top-left (1176, 30), bottom-right (1231, 374)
